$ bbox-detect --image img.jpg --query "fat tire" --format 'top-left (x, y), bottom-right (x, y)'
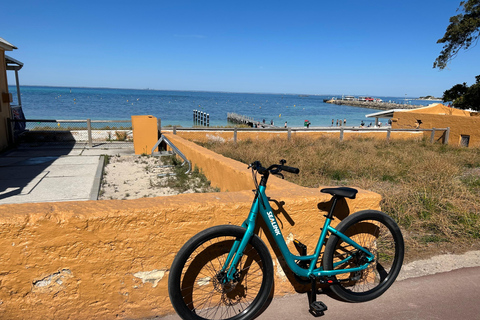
top-left (168, 225), bottom-right (274, 320)
top-left (323, 210), bottom-right (404, 302)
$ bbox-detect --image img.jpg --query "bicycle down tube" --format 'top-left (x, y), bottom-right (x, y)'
top-left (222, 183), bottom-right (374, 281)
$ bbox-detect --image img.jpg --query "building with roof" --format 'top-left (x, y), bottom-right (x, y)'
top-left (367, 103), bottom-right (480, 147)
top-left (0, 37), bottom-right (23, 151)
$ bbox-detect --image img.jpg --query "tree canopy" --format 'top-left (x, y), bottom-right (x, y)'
top-left (434, 0), bottom-right (480, 69)
top-left (443, 75), bottom-right (480, 110)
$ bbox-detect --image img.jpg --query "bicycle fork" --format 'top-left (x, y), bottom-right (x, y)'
top-left (220, 197), bottom-right (260, 283)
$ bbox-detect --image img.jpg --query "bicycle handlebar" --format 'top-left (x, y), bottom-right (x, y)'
top-left (249, 160), bottom-right (300, 175)
top-left (280, 165), bottom-right (300, 174)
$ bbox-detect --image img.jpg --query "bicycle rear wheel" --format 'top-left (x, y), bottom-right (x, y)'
top-left (168, 225), bottom-right (274, 320)
top-left (323, 210), bottom-right (404, 302)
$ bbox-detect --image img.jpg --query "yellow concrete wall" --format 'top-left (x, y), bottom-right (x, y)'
top-left (392, 109), bottom-right (480, 147)
top-left (0, 50), bottom-right (11, 151)
top-left (132, 115), bottom-right (158, 155)
top-left (0, 135), bottom-right (381, 319)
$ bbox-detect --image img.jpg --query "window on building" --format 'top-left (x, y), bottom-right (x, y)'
top-left (460, 135), bottom-right (470, 147)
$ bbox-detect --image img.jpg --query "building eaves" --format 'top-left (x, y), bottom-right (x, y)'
top-left (0, 37), bottom-right (17, 51)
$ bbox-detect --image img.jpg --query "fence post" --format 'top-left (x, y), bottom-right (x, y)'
top-left (444, 127), bottom-right (450, 145)
top-left (288, 128), bottom-right (291, 141)
top-left (340, 127), bottom-right (344, 141)
top-left (157, 118), bottom-right (162, 138)
top-left (234, 128), bottom-right (237, 144)
top-left (430, 128), bottom-right (436, 143)
top-left (386, 128), bottom-right (391, 142)
top-left (173, 126), bottom-right (177, 135)
top-left (87, 118), bottom-right (93, 148)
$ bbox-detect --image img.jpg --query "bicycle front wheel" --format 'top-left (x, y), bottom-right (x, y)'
top-left (323, 210), bottom-right (404, 302)
top-left (168, 225), bottom-right (274, 320)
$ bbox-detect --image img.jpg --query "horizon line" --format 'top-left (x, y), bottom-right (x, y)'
top-left (6, 84), bottom-right (426, 99)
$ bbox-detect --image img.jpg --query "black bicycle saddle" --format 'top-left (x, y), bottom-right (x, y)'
top-left (320, 187), bottom-right (358, 199)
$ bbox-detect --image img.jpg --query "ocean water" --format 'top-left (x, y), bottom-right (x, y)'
top-left (8, 86), bottom-right (438, 128)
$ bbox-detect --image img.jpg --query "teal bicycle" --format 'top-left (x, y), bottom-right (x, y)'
top-left (168, 160), bottom-right (404, 320)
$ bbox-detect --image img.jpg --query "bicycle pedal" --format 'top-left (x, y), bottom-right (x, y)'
top-left (309, 301), bottom-right (328, 317)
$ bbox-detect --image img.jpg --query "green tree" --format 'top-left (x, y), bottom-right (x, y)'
top-left (434, 0), bottom-right (480, 69)
top-left (443, 75), bottom-right (480, 110)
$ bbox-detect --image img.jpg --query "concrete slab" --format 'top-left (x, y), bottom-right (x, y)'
top-left (26, 176), bottom-right (94, 201)
top-left (0, 157), bottom-right (29, 166)
top-left (50, 155), bottom-right (101, 165)
top-left (4, 148), bottom-right (84, 157)
top-left (0, 143), bottom-right (133, 204)
top-left (81, 147), bottom-right (135, 156)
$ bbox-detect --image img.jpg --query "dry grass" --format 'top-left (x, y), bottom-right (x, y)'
top-left (200, 136), bottom-right (480, 259)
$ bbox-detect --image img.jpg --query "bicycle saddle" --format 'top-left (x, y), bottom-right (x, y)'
top-left (320, 187), bottom-right (358, 199)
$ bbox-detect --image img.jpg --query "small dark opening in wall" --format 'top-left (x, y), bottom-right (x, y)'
top-left (460, 135), bottom-right (470, 147)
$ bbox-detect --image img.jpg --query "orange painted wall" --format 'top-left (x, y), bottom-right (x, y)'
top-left (392, 106), bottom-right (480, 146)
top-left (132, 115), bottom-right (158, 155)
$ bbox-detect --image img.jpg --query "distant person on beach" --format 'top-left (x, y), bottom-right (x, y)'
top-left (331, 119), bottom-right (334, 126)
top-left (270, 119), bottom-right (274, 125)
top-left (343, 118), bottom-right (346, 126)
top-left (284, 121), bottom-right (287, 128)
top-left (360, 120), bottom-right (365, 127)
top-left (263, 119), bottom-right (265, 124)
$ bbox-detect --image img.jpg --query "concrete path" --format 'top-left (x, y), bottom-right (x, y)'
top-left (158, 266), bottom-right (480, 320)
top-left (0, 142), bottom-right (134, 204)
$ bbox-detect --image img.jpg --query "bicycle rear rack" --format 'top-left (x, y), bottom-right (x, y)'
top-left (151, 135), bottom-right (191, 175)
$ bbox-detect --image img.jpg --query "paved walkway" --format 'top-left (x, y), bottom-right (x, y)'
top-left (0, 142), bottom-right (134, 204)
top-left (158, 266), bottom-right (480, 320)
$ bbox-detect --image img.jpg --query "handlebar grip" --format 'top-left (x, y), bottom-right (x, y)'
top-left (280, 165), bottom-right (300, 174)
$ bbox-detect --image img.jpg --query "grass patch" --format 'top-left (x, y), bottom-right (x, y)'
top-left (161, 155), bottom-right (219, 193)
top-left (200, 136), bottom-right (480, 259)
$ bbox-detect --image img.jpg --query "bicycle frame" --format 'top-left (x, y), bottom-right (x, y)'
top-left (222, 183), bottom-right (375, 282)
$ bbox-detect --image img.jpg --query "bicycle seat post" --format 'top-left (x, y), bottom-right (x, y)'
top-left (326, 195), bottom-right (340, 220)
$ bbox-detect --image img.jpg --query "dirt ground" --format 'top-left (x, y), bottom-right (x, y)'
top-left (99, 155), bottom-right (181, 200)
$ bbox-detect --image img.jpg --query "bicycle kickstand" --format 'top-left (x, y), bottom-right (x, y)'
top-left (308, 275), bottom-right (328, 317)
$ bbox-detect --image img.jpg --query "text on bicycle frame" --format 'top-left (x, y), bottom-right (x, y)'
top-left (266, 211), bottom-right (281, 236)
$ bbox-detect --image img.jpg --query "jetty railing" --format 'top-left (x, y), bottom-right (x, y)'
top-left (166, 126), bottom-right (451, 145)
top-left (8, 119), bottom-right (133, 147)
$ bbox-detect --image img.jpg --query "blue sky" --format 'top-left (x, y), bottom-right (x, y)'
top-left (2, 0), bottom-right (479, 97)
